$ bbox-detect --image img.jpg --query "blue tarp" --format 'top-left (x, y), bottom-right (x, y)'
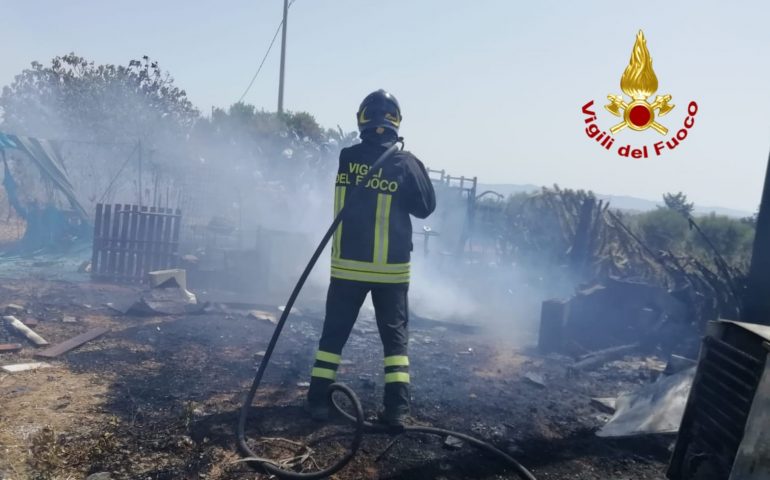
top-left (0, 131), bottom-right (88, 220)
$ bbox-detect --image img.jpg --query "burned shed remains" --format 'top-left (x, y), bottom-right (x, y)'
top-left (667, 154), bottom-right (770, 480)
top-left (518, 186), bottom-right (745, 361)
top-left (0, 132), bottom-right (90, 252)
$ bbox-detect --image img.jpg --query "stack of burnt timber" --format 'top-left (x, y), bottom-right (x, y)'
top-left (504, 187), bottom-right (745, 358)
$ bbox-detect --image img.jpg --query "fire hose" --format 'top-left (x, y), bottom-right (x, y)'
top-left (237, 140), bottom-right (537, 480)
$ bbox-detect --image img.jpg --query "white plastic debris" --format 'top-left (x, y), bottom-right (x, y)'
top-left (597, 366), bottom-right (696, 437)
top-left (2, 362), bottom-right (52, 373)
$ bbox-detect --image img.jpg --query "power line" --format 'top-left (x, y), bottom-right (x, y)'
top-left (237, 0), bottom-right (296, 105)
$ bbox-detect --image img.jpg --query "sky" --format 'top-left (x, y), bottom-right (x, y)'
top-left (2, 0), bottom-right (769, 212)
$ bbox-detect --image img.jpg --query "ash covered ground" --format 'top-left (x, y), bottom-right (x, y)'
top-left (0, 274), bottom-right (671, 480)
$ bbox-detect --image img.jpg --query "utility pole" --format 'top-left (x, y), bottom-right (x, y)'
top-left (138, 139), bottom-right (143, 209)
top-left (744, 151), bottom-right (770, 325)
top-left (277, 0), bottom-right (289, 114)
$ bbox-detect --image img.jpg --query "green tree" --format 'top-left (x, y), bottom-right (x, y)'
top-left (690, 213), bottom-right (754, 264)
top-left (189, 102), bottom-right (357, 203)
top-left (0, 53), bottom-right (358, 220)
top-left (662, 191), bottom-right (694, 216)
top-left (284, 111), bottom-right (323, 142)
top-left (740, 207), bottom-right (759, 228)
top-left (0, 53), bottom-right (199, 144)
top-left (0, 54), bottom-right (200, 208)
top-left (636, 208), bottom-right (690, 252)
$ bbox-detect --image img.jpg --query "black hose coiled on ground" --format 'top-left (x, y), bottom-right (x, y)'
top-left (237, 141), bottom-right (536, 480)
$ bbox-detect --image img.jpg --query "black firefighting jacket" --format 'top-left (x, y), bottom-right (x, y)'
top-left (331, 139), bottom-right (436, 284)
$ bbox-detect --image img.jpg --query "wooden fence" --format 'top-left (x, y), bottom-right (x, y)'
top-left (91, 204), bottom-right (182, 283)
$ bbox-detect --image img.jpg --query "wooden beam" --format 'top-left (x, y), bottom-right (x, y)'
top-left (3, 316), bottom-right (48, 346)
top-left (0, 343), bottom-right (23, 353)
top-left (35, 327), bottom-right (109, 358)
top-left (570, 343), bottom-right (641, 372)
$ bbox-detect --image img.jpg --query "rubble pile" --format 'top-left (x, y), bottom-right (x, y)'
top-left (485, 186), bottom-right (745, 355)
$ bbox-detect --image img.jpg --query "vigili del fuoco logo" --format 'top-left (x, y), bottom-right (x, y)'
top-left (581, 30), bottom-right (698, 158)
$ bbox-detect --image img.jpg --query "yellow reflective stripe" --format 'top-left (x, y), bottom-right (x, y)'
top-left (316, 350), bottom-right (341, 365)
top-left (331, 189), bottom-right (404, 282)
top-left (311, 367), bottom-right (337, 380)
top-left (384, 372), bottom-right (410, 383)
top-left (332, 187), bottom-right (338, 257)
top-left (373, 193), bottom-right (383, 263)
top-left (332, 186), bottom-right (346, 259)
top-left (373, 193), bottom-right (392, 264)
top-left (331, 257), bottom-right (409, 274)
top-left (381, 194), bottom-right (392, 263)
top-left (331, 267), bottom-right (410, 284)
top-left (384, 355), bottom-right (409, 367)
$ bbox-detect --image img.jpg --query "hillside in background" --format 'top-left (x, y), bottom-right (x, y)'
top-left (478, 183), bottom-right (754, 218)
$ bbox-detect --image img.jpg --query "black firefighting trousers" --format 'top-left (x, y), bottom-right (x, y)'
top-left (307, 278), bottom-right (410, 413)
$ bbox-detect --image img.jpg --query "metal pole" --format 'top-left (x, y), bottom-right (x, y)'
top-left (744, 151), bottom-right (770, 324)
top-left (138, 139), bottom-right (143, 208)
top-left (277, 0), bottom-right (289, 114)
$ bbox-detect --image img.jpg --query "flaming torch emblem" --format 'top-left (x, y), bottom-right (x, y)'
top-left (605, 30), bottom-right (674, 135)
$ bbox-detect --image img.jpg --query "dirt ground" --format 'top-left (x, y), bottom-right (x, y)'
top-left (0, 218), bottom-right (26, 245)
top-left (0, 277), bottom-right (673, 480)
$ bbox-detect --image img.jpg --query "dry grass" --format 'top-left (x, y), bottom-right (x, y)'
top-left (0, 367), bottom-right (112, 479)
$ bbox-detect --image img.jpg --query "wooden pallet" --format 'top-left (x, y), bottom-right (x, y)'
top-left (91, 204), bottom-right (182, 283)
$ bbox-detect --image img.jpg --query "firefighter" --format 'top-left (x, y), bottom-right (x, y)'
top-left (306, 90), bottom-right (436, 426)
